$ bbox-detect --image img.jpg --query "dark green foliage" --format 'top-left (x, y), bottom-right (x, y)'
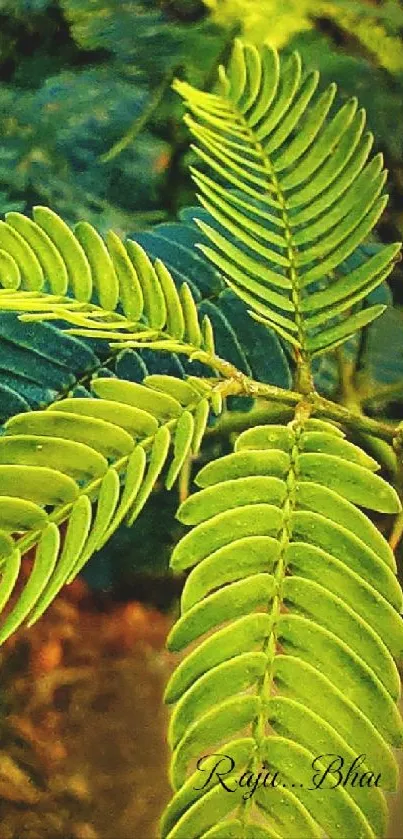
top-left (0, 0), bottom-right (236, 230)
top-left (1, 0), bottom-right (403, 237)
top-left (82, 487), bottom-right (182, 593)
top-left (61, 0), bottom-right (223, 84)
top-left (0, 0), bottom-right (52, 13)
top-left (0, 315), bottom-right (99, 419)
top-left (0, 65), bottom-right (171, 226)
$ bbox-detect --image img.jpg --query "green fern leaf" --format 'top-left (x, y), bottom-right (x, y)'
top-left (164, 417), bottom-right (403, 838)
top-left (0, 207), bottom-right (223, 369)
top-left (0, 374), bottom-right (221, 642)
top-left (174, 40), bottom-right (400, 359)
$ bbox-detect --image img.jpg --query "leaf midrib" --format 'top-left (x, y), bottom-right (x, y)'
top-left (226, 100), bottom-right (309, 363)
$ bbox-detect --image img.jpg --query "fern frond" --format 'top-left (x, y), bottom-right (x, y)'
top-left (0, 207), bottom-right (226, 427)
top-left (0, 207), bottom-right (223, 364)
top-left (0, 374), bottom-right (218, 643)
top-left (163, 417), bottom-right (403, 838)
top-left (137, 204), bottom-right (396, 403)
top-left (133, 210), bottom-right (293, 392)
top-left (174, 40), bottom-right (400, 359)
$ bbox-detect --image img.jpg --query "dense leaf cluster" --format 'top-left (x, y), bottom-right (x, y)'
top-left (1, 0), bottom-right (403, 596)
top-left (0, 35), bottom-right (402, 837)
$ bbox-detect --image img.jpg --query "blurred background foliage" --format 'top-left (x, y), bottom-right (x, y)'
top-left (2, 0), bottom-right (403, 597)
top-left (1, 0), bottom-right (403, 231)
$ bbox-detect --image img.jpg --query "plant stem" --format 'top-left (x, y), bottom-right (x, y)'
top-left (112, 342), bottom-right (402, 444)
top-left (205, 400), bottom-right (295, 436)
top-left (220, 374), bottom-right (397, 443)
top-left (100, 70), bottom-right (175, 164)
top-left (8, 303), bottom-right (401, 446)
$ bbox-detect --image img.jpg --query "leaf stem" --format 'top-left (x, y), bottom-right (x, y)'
top-left (221, 374), bottom-right (398, 443)
top-left (98, 340), bottom-right (403, 444)
top-left (100, 69), bottom-right (176, 164)
top-left (8, 302), bottom-right (400, 445)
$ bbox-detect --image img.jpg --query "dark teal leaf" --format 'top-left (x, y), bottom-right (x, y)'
top-left (115, 349), bottom-right (149, 383)
top-left (0, 383), bottom-right (29, 422)
top-left (217, 290), bottom-right (292, 388)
